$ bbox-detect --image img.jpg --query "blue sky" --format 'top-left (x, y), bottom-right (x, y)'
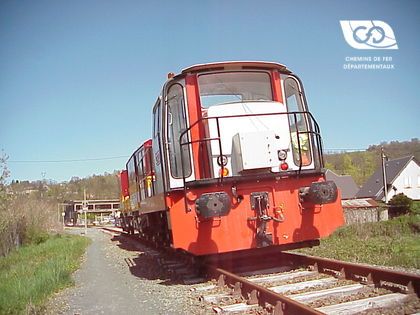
top-left (1, 0), bottom-right (419, 182)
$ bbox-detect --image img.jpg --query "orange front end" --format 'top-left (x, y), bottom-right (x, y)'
top-left (167, 175), bottom-right (344, 256)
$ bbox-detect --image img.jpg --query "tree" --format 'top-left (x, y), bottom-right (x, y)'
top-left (342, 154), bottom-right (358, 178)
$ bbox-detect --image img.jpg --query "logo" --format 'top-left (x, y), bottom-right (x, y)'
top-left (340, 20), bottom-right (398, 49)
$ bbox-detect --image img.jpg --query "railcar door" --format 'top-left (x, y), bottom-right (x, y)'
top-left (126, 153), bottom-right (140, 210)
top-left (164, 81), bottom-right (195, 188)
top-left (152, 97), bottom-right (166, 196)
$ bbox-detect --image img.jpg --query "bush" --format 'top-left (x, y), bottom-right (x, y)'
top-left (0, 196), bottom-right (62, 256)
top-left (23, 226), bottom-right (49, 245)
top-left (388, 193), bottom-right (413, 218)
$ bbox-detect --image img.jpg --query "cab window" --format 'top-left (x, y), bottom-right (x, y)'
top-left (198, 71), bottom-right (273, 108)
top-left (284, 77), bottom-right (312, 166)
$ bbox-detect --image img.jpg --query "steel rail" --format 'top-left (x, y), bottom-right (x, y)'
top-left (279, 252), bottom-right (420, 297)
top-left (106, 225), bottom-right (420, 299)
top-left (105, 226), bottom-right (419, 313)
top-left (205, 265), bottom-right (324, 315)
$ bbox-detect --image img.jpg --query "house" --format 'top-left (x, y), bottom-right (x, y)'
top-left (325, 169), bottom-right (359, 199)
top-left (356, 156), bottom-right (420, 201)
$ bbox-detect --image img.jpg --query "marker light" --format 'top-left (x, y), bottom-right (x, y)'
top-left (277, 150), bottom-right (287, 161)
top-left (280, 162), bottom-right (289, 171)
top-left (217, 155), bottom-right (228, 166)
top-left (219, 168), bottom-right (229, 177)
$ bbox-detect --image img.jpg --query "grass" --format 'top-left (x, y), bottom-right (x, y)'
top-left (296, 214), bottom-right (420, 269)
top-left (412, 201), bottom-right (420, 215)
top-left (0, 233), bottom-right (90, 315)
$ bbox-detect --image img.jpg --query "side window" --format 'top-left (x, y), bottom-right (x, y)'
top-left (404, 176), bottom-right (412, 188)
top-left (284, 77), bottom-right (312, 166)
top-left (167, 84), bottom-right (192, 178)
top-left (127, 156), bottom-right (137, 194)
top-left (127, 155), bottom-right (139, 209)
top-left (143, 146), bottom-right (154, 197)
top-left (136, 151), bottom-right (145, 201)
top-left (153, 99), bottom-right (161, 138)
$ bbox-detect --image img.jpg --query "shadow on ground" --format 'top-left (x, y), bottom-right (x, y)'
top-left (109, 234), bottom-right (185, 286)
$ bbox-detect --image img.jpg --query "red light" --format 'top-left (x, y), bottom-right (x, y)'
top-left (280, 162), bottom-right (289, 171)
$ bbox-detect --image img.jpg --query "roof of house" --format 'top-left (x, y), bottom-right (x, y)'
top-left (356, 155), bottom-right (417, 199)
top-left (325, 169), bottom-right (359, 199)
top-left (341, 198), bottom-right (378, 208)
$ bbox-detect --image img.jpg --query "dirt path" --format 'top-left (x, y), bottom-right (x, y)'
top-left (46, 228), bottom-right (198, 315)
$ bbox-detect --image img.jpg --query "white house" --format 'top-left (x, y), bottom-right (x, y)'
top-left (356, 156), bottom-right (420, 201)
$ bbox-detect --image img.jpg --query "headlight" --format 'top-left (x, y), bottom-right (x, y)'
top-left (217, 155), bottom-right (228, 166)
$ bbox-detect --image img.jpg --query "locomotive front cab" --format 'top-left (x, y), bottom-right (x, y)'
top-left (156, 62), bottom-right (344, 255)
top-left (163, 63), bottom-right (336, 198)
top-left (196, 70), bottom-right (321, 178)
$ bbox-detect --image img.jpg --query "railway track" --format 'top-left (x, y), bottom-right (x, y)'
top-left (200, 252), bottom-right (420, 314)
top-left (102, 227), bottom-right (420, 314)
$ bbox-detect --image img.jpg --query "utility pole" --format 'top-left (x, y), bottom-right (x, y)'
top-left (381, 147), bottom-right (388, 203)
top-left (58, 203), bottom-right (65, 229)
top-left (41, 172), bottom-right (46, 198)
top-left (83, 188), bottom-right (88, 234)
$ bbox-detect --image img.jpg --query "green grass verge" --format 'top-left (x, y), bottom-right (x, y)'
top-left (412, 201), bottom-right (420, 215)
top-left (296, 215), bottom-right (420, 269)
top-left (0, 233), bottom-right (90, 315)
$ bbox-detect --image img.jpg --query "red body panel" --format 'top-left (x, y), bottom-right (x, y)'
top-left (271, 70), bottom-right (283, 103)
top-left (119, 170), bottom-right (129, 198)
top-left (167, 176), bottom-right (344, 256)
top-left (185, 74), bottom-right (207, 180)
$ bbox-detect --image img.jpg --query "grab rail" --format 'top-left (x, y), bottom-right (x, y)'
top-left (177, 111), bottom-right (324, 211)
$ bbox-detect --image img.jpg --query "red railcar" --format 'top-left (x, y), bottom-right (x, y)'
top-left (119, 61), bottom-right (344, 255)
top-left (119, 170), bottom-right (129, 198)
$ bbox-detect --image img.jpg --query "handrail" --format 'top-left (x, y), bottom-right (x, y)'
top-left (177, 111), bottom-right (324, 211)
top-left (180, 110), bottom-right (321, 136)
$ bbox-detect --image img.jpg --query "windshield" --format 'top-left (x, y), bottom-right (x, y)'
top-left (198, 72), bottom-right (273, 108)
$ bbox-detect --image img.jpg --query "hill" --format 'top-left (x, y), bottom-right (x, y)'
top-left (325, 138), bottom-right (420, 185)
top-left (9, 172), bottom-right (120, 201)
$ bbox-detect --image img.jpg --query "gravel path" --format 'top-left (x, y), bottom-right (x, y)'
top-left (46, 227), bottom-right (204, 315)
